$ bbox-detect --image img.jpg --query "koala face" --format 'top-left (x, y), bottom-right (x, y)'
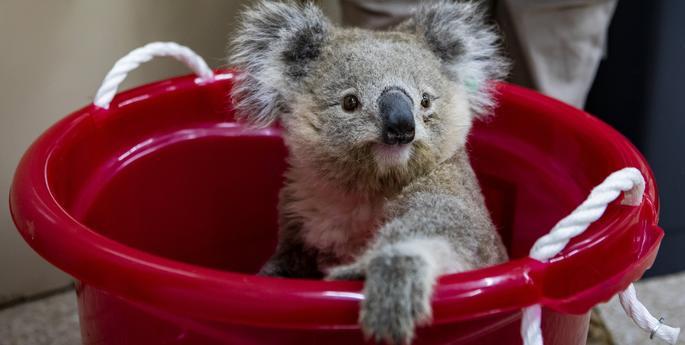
top-left (292, 31), bottom-right (470, 177)
top-left (230, 1), bottom-right (507, 194)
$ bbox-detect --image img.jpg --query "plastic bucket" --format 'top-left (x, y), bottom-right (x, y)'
top-left (10, 69), bottom-right (662, 344)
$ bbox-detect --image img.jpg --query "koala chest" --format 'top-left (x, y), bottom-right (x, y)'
top-left (293, 193), bottom-right (385, 266)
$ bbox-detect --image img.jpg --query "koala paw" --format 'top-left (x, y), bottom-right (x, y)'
top-left (360, 254), bottom-right (433, 345)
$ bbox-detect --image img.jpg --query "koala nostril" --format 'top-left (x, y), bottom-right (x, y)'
top-left (382, 118), bottom-right (415, 145)
top-left (399, 128), bottom-right (415, 145)
top-left (379, 88), bottom-right (415, 145)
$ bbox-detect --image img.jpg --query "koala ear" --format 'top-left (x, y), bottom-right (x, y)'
top-left (230, 1), bottom-right (331, 126)
top-left (403, 1), bottom-right (508, 117)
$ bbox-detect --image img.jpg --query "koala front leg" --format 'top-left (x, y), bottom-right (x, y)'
top-left (328, 236), bottom-right (462, 345)
top-left (360, 237), bottom-right (458, 345)
top-left (328, 192), bottom-right (501, 344)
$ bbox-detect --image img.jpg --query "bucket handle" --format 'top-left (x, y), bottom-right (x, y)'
top-left (521, 167), bottom-right (680, 345)
top-left (93, 42), bottom-right (214, 110)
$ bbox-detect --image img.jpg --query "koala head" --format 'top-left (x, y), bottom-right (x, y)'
top-left (230, 1), bottom-right (507, 194)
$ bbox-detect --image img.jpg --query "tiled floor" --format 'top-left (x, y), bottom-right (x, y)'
top-left (597, 272), bottom-right (685, 345)
top-left (1, 273), bottom-right (683, 345)
top-left (0, 290), bottom-right (80, 345)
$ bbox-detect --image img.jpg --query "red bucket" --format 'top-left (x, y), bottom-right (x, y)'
top-left (10, 53), bottom-right (662, 344)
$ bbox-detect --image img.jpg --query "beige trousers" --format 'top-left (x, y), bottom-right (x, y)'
top-left (339, 0), bottom-right (617, 108)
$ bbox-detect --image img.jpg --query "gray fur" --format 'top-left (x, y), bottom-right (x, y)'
top-left (398, 0), bottom-right (509, 117)
top-left (230, 1), bottom-right (508, 344)
top-left (229, 1), bottom-right (331, 126)
top-left (361, 253), bottom-right (432, 344)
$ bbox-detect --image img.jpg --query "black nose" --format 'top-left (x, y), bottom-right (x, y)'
top-left (378, 89), bottom-right (415, 145)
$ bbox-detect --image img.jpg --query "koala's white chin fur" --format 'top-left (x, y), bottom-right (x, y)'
top-left (373, 143), bottom-right (413, 170)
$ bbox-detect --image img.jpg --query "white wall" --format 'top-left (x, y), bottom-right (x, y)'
top-left (0, 0), bottom-right (340, 303)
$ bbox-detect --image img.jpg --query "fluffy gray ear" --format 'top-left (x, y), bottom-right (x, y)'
top-left (404, 1), bottom-right (508, 117)
top-left (229, 1), bottom-right (331, 126)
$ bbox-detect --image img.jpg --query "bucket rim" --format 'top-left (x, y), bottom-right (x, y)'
top-left (9, 71), bottom-right (664, 328)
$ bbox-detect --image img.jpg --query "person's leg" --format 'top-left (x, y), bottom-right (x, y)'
top-left (500, 0), bottom-right (618, 108)
top-left (339, 0), bottom-right (418, 29)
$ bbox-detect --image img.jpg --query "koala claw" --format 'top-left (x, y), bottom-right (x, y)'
top-left (360, 254), bottom-right (433, 345)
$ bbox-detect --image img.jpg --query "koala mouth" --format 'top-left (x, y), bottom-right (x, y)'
top-left (372, 143), bottom-right (413, 169)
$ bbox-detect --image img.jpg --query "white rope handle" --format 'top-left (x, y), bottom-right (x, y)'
top-left (529, 168), bottom-right (645, 262)
top-left (93, 42), bottom-right (214, 109)
top-left (620, 284), bottom-right (680, 344)
top-left (520, 167), bottom-right (680, 345)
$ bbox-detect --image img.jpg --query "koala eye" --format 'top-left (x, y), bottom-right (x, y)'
top-left (342, 94), bottom-right (360, 112)
top-left (421, 93), bottom-right (431, 108)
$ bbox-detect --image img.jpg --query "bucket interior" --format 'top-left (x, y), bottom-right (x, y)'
top-left (45, 78), bottom-right (629, 274)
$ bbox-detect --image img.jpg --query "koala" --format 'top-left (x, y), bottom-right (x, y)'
top-left (229, 1), bottom-right (509, 344)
